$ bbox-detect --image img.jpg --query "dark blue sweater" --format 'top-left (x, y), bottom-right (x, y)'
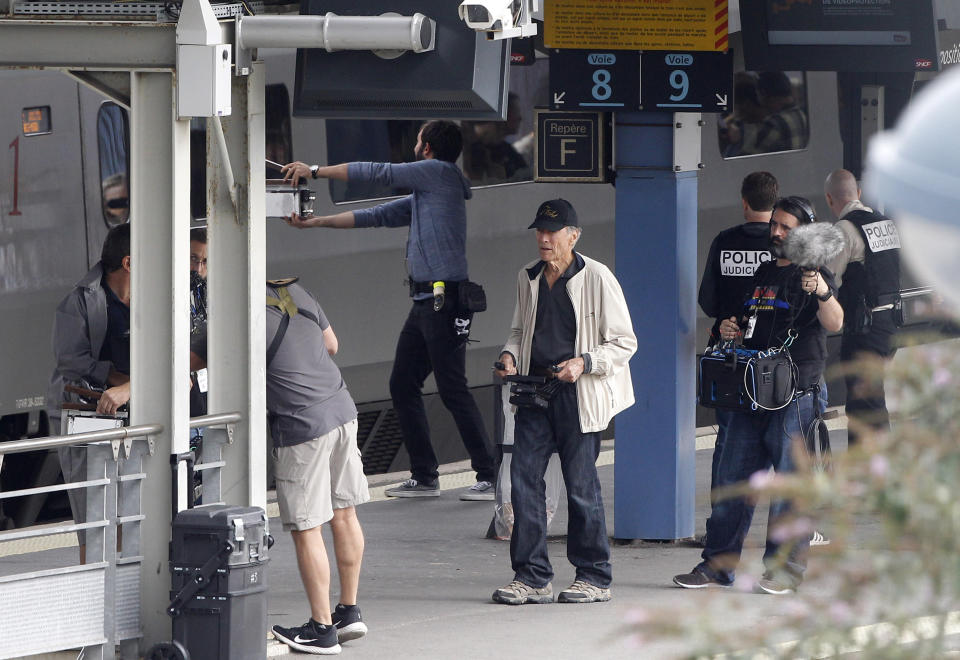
top-left (349, 159), bottom-right (472, 297)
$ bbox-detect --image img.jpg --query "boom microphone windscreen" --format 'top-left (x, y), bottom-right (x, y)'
top-left (781, 222), bottom-right (846, 270)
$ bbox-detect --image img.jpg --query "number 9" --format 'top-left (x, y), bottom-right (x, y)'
top-left (669, 70), bottom-right (689, 102)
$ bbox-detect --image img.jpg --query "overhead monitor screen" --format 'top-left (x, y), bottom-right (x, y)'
top-left (741, 0), bottom-right (938, 72)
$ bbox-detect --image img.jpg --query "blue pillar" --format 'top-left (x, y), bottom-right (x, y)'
top-left (613, 112), bottom-right (698, 540)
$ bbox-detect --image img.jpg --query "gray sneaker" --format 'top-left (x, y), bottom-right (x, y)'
top-left (557, 580), bottom-right (611, 603)
top-left (385, 478), bottom-right (440, 498)
top-left (492, 580), bottom-right (554, 605)
top-left (459, 480), bottom-right (495, 501)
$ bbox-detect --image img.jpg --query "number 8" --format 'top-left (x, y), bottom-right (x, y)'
top-left (592, 69), bottom-right (612, 101)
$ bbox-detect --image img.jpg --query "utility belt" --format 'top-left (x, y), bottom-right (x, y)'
top-left (409, 279), bottom-right (487, 314)
top-left (410, 279), bottom-right (461, 296)
top-left (697, 332), bottom-right (799, 413)
top-left (845, 292), bottom-right (903, 335)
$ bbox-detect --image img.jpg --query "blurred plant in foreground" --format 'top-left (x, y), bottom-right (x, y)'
top-left (625, 339), bottom-right (960, 659)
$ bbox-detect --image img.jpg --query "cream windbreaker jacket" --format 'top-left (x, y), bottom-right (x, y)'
top-left (501, 253), bottom-right (637, 433)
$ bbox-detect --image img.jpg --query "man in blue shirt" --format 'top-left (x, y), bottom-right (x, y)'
top-left (282, 120), bottom-right (496, 500)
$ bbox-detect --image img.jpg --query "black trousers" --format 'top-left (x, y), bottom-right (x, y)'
top-left (389, 299), bottom-right (495, 484)
top-left (841, 334), bottom-right (892, 446)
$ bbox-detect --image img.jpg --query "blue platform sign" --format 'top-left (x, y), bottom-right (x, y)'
top-left (549, 50), bottom-right (640, 110)
top-left (640, 50), bottom-right (732, 111)
top-left (550, 48), bottom-right (732, 113)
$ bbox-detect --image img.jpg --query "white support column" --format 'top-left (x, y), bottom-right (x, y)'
top-left (207, 61), bottom-right (267, 511)
top-left (129, 71), bottom-right (192, 650)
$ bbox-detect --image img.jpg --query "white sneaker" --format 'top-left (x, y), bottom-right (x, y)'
top-left (810, 530), bottom-right (830, 546)
top-left (459, 480), bottom-right (495, 501)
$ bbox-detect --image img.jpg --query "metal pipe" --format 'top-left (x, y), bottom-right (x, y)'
top-left (189, 411), bottom-right (242, 428)
top-left (210, 115), bottom-right (238, 216)
top-left (237, 13), bottom-right (435, 53)
top-left (0, 423), bottom-right (163, 456)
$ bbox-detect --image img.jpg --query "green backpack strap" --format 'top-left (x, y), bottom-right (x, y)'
top-left (266, 281), bottom-right (322, 366)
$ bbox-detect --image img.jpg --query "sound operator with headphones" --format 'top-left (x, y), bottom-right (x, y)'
top-left (674, 196), bottom-right (842, 595)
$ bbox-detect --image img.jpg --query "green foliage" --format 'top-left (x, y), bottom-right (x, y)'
top-left (628, 341), bottom-right (960, 659)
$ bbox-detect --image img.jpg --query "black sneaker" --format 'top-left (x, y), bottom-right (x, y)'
top-left (385, 478), bottom-right (440, 498)
top-left (332, 604), bottom-right (367, 642)
top-left (672, 564), bottom-right (733, 589)
top-left (272, 619), bottom-right (342, 655)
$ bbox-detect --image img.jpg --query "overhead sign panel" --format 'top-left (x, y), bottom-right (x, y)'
top-left (535, 110), bottom-right (607, 183)
top-left (549, 50), bottom-right (640, 110)
top-left (741, 0), bottom-right (937, 72)
top-left (549, 49), bottom-right (732, 112)
top-left (640, 50), bottom-right (732, 111)
top-left (544, 0), bottom-right (729, 52)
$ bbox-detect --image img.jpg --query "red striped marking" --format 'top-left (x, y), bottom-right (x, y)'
top-left (715, 19), bottom-right (728, 35)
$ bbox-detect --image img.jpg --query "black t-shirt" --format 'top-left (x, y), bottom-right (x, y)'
top-left (99, 277), bottom-right (130, 377)
top-left (699, 222), bottom-right (773, 344)
top-left (530, 254), bottom-right (584, 370)
top-left (740, 261), bottom-right (837, 389)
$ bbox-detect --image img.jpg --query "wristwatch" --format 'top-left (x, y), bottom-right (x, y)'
top-left (817, 289), bottom-right (833, 302)
top-left (309, 164), bottom-right (320, 179)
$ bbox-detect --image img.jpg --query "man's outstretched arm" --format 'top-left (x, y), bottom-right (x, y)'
top-left (286, 211), bottom-right (356, 229)
top-left (281, 161), bottom-right (349, 185)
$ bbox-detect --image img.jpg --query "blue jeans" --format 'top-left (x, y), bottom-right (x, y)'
top-left (701, 390), bottom-right (816, 585)
top-left (510, 382), bottom-right (611, 588)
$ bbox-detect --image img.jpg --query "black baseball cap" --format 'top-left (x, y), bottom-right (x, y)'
top-left (528, 199), bottom-right (579, 231)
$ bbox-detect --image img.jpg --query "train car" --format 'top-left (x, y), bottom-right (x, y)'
top-left (1, 6), bottom-right (956, 528)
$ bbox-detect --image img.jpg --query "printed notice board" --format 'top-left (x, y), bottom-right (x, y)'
top-left (544, 0), bottom-right (729, 52)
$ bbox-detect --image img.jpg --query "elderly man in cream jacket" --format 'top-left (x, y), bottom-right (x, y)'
top-left (492, 199), bottom-right (637, 606)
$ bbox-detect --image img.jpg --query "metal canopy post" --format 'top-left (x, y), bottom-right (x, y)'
top-left (613, 111), bottom-right (699, 540)
top-left (207, 62), bottom-right (267, 511)
top-left (129, 70), bottom-right (192, 649)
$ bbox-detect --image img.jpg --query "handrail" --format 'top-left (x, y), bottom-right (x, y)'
top-left (189, 411), bottom-right (241, 429)
top-left (0, 423), bottom-right (163, 456)
top-left (0, 412), bottom-right (241, 456)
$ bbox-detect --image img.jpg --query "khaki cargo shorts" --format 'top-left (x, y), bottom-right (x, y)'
top-left (273, 418), bottom-right (370, 532)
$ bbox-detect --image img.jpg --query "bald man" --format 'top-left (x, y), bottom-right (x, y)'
top-left (824, 169), bottom-right (901, 446)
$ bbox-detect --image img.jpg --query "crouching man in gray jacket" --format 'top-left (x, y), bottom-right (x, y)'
top-left (492, 199), bottom-right (637, 605)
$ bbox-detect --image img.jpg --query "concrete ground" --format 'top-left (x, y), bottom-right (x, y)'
top-left (10, 413), bottom-right (958, 659)
top-left (263, 425), bottom-right (851, 659)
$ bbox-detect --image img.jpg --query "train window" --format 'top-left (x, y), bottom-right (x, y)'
top-left (717, 71), bottom-right (809, 158)
top-left (265, 83), bottom-right (293, 179)
top-left (21, 106), bottom-right (52, 136)
top-left (97, 103), bottom-right (130, 227)
top-left (325, 58), bottom-right (549, 203)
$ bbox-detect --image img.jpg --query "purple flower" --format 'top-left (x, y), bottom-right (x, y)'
top-left (933, 368), bottom-right (952, 387)
top-left (870, 454), bottom-right (890, 479)
top-left (624, 608), bottom-right (649, 625)
top-left (749, 470), bottom-right (775, 490)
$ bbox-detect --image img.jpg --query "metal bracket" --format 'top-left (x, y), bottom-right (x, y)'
top-left (225, 423), bottom-right (235, 444)
top-left (111, 438), bottom-right (122, 461)
top-left (147, 435), bottom-right (156, 455)
top-left (124, 436), bottom-right (133, 459)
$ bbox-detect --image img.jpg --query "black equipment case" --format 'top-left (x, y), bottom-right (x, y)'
top-left (698, 347), bottom-right (794, 412)
top-left (168, 504), bottom-right (271, 660)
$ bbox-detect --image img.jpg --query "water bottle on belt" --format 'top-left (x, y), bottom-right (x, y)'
top-left (433, 280), bottom-right (445, 312)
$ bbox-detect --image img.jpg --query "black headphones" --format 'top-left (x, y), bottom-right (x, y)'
top-left (775, 195), bottom-right (816, 225)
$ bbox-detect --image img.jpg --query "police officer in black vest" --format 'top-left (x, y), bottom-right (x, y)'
top-left (824, 169), bottom-right (901, 445)
top-left (698, 171), bottom-right (779, 492)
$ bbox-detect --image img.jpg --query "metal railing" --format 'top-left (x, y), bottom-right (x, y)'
top-left (0, 411), bottom-right (241, 660)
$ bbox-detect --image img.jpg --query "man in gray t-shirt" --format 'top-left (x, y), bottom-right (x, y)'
top-left (266, 281), bottom-right (371, 654)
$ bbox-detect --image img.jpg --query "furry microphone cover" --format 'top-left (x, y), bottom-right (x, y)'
top-left (781, 223), bottom-right (846, 269)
